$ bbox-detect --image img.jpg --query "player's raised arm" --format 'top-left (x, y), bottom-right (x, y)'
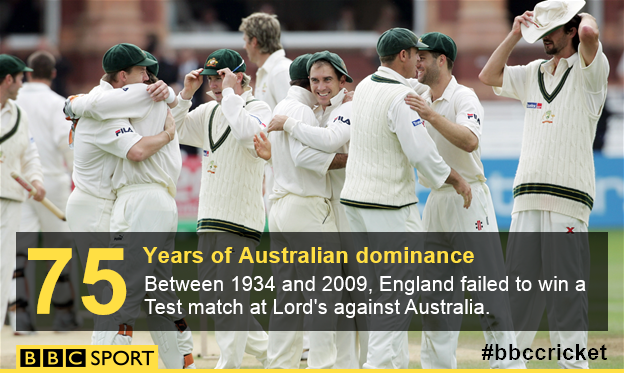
top-left (219, 68), bottom-right (271, 144)
top-left (171, 68), bottom-right (206, 148)
top-left (479, 10), bottom-right (533, 87)
top-left (578, 13), bottom-right (600, 66)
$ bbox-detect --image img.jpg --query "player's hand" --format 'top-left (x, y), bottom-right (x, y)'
top-left (180, 68), bottom-right (204, 100)
top-left (405, 93), bottom-right (435, 122)
top-left (445, 169), bottom-right (472, 209)
top-left (254, 132), bottom-right (271, 161)
top-left (218, 68), bottom-right (238, 90)
top-left (343, 90), bottom-right (354, 103)
top-left (512, 10), bottom-right (534, 35)
top-left (163, 108), bottom-right (176, 141)
top-left (268, 115), bottom-right (288, 133)
top-left (63, 94), bottom-right (83, 120)
top-left (147, 80), bottom-right (169, 102)
top-left (31, 180), bottom-right (46, 202)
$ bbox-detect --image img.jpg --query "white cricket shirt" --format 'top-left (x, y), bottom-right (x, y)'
top-left (71, 83), bottom-right (181, 197)
top-left (417, 76), bottom-right (485, 189)
top-left (254, 49), bottom-right (292, 110)
top-left (270, 85), bottom-right (333, 200)
top-left (71, 80), bottom-right (142, 200)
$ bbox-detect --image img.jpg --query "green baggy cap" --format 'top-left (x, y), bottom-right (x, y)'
top-left (289, 54), bottom-right (312, 81)
top-left (102, 43), bottom-right (157, 73)
top-left (200, 49), bottom-right (246, 76)
top-left (306, 51), bottom-right (353, 83)
top-left (419, 32), bottom-right (457, 61)
top-left (144, 51), bottom-right (159, 76)
top-left (0, 54), bottom-right (33, 78)
top-left (376, 28), bottom-right (428, 57)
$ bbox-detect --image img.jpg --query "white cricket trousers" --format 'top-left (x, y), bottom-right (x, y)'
top-left (508, 210), bottom-right (589, 369)
top-left (344, 204), bottom-right (423, 369)
top-left (1, 199), bottom-right (21, 331)
top-left (419, 183), bottom-right (524, 369)
top-left (197, 232), bottom-right (268, 369)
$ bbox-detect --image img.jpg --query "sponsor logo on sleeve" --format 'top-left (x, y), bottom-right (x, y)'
top-left (412, 118), bottom-right (422, 127)
top-left (467, 113), bottom-right (481, 125)
top-left (122, 87), bottom-right (129, 92)
top-left (527, 102), bottom-right (543, 109)
top-left (334, 116), bottom-right (351, 125)
top-left (115, 128), bottom-right (134, 137)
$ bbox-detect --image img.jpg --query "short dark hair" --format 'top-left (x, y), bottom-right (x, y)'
top-left (310, 59), bottom-right (345, 81)
top-left (379, 48), bottom-right (412, 64)
top-left (27, 51), bottom-right (56, 80)
top-left (429, 51), bottom-right (454, 71)
top-left (2, 72), bottom-right (20, 84)
top-left (290, 78), bottom-right (310, 89)
top-left (563, 14), bottom-right (582, 52)
top-left (102, 66), bottom-right (134, 84)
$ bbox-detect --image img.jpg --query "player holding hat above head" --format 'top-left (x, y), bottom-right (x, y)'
top-left (339, 28), bottom-right (471, 369)
top-left (479, 0), bottom-right (608, 368)
top-left (402, 32), bottom-right (524, 369)
top-left (172, 48), bottom-right (270, 369)
top-left (0, 54), bottom-right (44, 331)
top-left (66, 48), bottom-right (195, 369)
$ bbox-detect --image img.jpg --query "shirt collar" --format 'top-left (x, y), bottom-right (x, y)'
top-left (427, 76), bottom-right (458, 103)
top-left (258, 49), bottom-right (286, 73)
top-left (314, 88), bottom-right (347, 113)
top-left (376, 66), bottom-right (412, 87)
top-left (100, 79), bottom-right (114, 90)
top-left (1, 99), bottom-right (14, 115)
top-left (540, 52), bottom-right (579, 75)
top-left (21, 82), bottom-right (51, 92)
top-left (288, 86), bottom-right (316, 108)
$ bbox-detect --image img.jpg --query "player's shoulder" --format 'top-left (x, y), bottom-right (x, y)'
top-left (246, 95), bottom-right (271, 112)
top-left (453, 83), bottom-right (481, 102)
top-left (118, 83), bottom-right (149, 95)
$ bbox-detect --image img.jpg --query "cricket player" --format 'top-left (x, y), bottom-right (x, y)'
top-left (67, 49), bottom-right (195, 369)
top-left (263, 53), bottom-right (347, 369)
top-left (403, 32), bottom-right (524, 369)
top-left (0, 54), bottom-right (45, 331)
top-left (172, 49), bottom-right (270, 369)
top-left (240, 12), bottom-right (292, 245)
top-left (339, 28), bottom-right (471, 369)
top-left (10, 51), bottom-right (79, 334)
top-left (479, 0), bottom-right (608, 368)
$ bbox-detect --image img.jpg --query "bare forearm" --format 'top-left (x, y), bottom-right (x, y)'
top-left (479, 32), bottom-right (522, 87)
top-left (126, 131), bottom-right (171, 162)
top-left (428, 113), bottom-right (478, 152)
top-left (579, 13), bottom-right (600, 65)
top-left (329, 153), bottom-right (348, 170)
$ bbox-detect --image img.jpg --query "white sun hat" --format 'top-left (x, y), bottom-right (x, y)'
top-left (520, 0), bottom-right (586, 44)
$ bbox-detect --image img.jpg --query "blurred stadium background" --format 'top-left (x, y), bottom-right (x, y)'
top-left (1, 1), bottom-right (622, 368)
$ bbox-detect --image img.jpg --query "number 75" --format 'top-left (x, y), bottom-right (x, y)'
top-left (28, 248), bottom-right (127, 316)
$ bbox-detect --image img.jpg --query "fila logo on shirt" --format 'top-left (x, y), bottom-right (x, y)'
top-left (467, 113), bottom-right (481, 125)
top-left (115, 128), bottom-right (134, 136)
top-left (333, 116), bottom-right (351, 125)
top-left (527, 102), bottom-right (543, 109)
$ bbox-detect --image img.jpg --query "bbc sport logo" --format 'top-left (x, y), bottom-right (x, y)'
top-left (17, 346), bottom-right (157, 370)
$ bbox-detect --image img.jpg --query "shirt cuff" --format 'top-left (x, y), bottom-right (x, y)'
top-left (283, 117), bottom-right (298, 134)
top-left (222, 87), bottom-right (235, 97)
top-left (165, 87), bottom-right (176, 104)
top-left (176, 93), bottom-right (192, 106)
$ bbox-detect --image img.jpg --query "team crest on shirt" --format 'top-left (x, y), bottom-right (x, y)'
top-left (206, 58), bottom-right (218, 67)
top-left (527, 102), bottom-right (542, 109)
top-left (467, 113), bottom-right (481, 125)
top-left (115, 127), bottom-right (134, 136)
top-left (541, 110), bottom-right (555, 124)
top-left (207, 160), bottom-right (217, 174)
